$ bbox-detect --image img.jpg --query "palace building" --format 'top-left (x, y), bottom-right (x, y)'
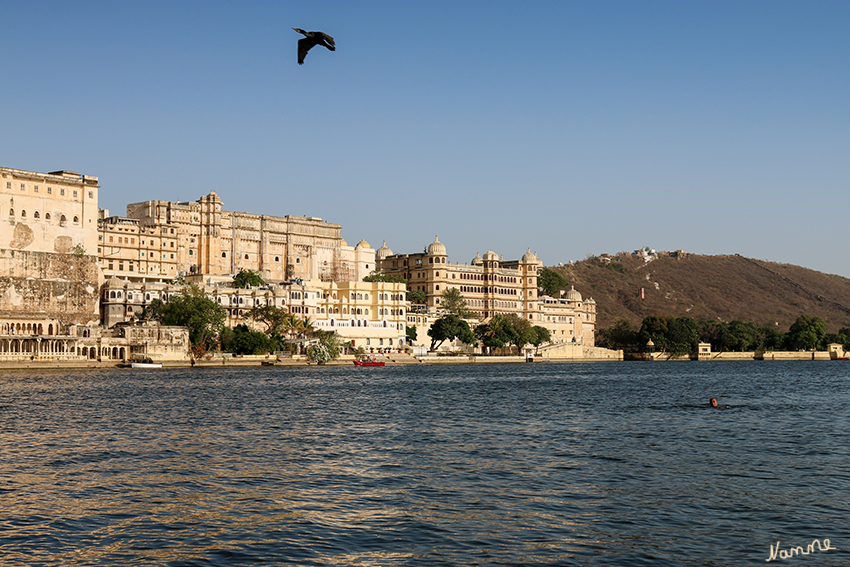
top-left (376, 236), bottom-right (596, 345)
top-left (98, 192), bottom-right (375, 284)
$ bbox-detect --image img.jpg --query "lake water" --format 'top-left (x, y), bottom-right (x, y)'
top-left (1, 361), bottom-right (848, 566)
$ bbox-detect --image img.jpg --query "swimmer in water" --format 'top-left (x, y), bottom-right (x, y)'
top-left (709, 398), bottom-right (719, 408)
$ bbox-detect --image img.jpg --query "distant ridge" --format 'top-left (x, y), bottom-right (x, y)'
top-left (547, 252), bottom-right (850, 333)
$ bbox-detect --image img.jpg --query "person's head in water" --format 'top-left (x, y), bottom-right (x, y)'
top-left (709, 398), bottom-right (718, 408)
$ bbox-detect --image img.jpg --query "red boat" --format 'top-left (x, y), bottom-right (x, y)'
top-left (354, 358), bottom-right (385, 367)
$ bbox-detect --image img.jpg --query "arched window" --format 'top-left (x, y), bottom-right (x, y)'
top-left (21, 210), bottom-right (26, 218)
top-left (73, 216), bottom-right (79, 224)
top-left (8, 209), bottom-right (13, 216)
top-left (222, 252), bottom-right (227, 258)
top-left (34, 211), bottom-right (39, 219)
top-left (45, 213), bottom-right (51, 220)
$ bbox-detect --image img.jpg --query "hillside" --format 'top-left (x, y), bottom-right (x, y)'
top-left (548, 252), bottom-right (850, 333)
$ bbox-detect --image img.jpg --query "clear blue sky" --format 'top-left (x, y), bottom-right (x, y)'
top-left (3, 1), bottom-right (848, 277)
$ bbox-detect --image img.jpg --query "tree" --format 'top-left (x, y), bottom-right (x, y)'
top-left (529, 325), bottom-right (551, 352)
top-left (428, 314), bottom-right (475, 350)
top-left (501, 313), bottom-right (535, 350)
top-left (307, 331), bottom-right (342, 364)
top-left (666, 317), bottom-right (700, 356)
top-left (638, 316), bottom-right (669, 352)
top-left (440, 287), bottom-right (470, 318)
top-left (475, 316), bottom-right (512, 354)
top-left (407, 289), bottom-right (426, 304)
top-left (785, 314), bottom-right (827, 351)
top-left (233, 269), bottom-right (265, 289)
top-left (151, 283), bottom-right (227, 354)
top-left (538, 267), bottom-right (568, 297)
top-left (247, 304), bottom-right (291, 340)
top-left (363, 272), bottom-right (407, 283)
top-left (221, 324), bottom-right (277, 355)
top-left (406, 325), bottom-right (418, 344)
top-left (598, 319), bottom-right (638, 351)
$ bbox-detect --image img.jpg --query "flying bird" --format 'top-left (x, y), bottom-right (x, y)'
top-left (292, 28), bottom-right (335, 65)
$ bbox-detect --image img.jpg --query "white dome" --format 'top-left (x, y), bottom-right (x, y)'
top-left (482, 250), bottom-right (498, 261)
top-left (355, 239), bottom-right (370, 249)
top-left (471, 252), bottom-right (483, 265)
top-left (566, 285), bottom-right (582, 302)
top-left (522, 248), bottom-right (540, 264)
top-left (376, 240), bottom-right (393, 259)
top-left (427, 235), bottom-right (447, 256)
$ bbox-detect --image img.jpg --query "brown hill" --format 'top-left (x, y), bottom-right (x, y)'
top-left (548, 252), bottom-right (850, 333)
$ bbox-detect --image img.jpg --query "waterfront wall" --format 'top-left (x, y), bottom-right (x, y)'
top-left (0, 249), bottom-right (101, 325)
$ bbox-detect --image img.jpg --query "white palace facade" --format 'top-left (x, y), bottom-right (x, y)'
top-left (376, 236), bottom-right (596, 345)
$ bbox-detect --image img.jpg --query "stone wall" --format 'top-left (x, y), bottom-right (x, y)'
top-left (0, 249), bottom-right (101, 325)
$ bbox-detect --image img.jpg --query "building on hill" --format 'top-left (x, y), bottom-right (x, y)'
top-left (114, 193), bottom-right (376, 283)
top-left (376, 236), bottom-right (597, 346)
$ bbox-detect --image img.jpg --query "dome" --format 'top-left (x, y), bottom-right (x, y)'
top-left (566, 285), bottom-right (582, 302)
top-left (376, 240), bottom-right (393, 259)
top-left (427, 235), bottom-right (447, 256)
top-left (522, 248), bottom-right (540, 264)
top-left (355, 239), bottom-right (370, 249)
top-left (471, 252), bottom-right (483, 265)
top-left (482, 250), bottom-right (498, 261)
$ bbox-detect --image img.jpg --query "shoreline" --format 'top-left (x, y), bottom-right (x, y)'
top-left (0, 352), bottom-right (842, 370)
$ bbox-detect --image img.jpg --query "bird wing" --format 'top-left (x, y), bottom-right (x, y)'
top-left (297, 37), bottom-right (313, 64)
top-left (320, 32), bottom-right (335, 49)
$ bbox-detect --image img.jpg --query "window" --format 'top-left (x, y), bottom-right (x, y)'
top-left (8, 209), bottom-right (13, 216)
top-left (34, 185), bottom-right (39, 193)
top-left (222, 252), bottom-right (226, 258)
top-left (88, 191), bottom-right (93, 199)
top-left (45, 213), bottom-right (50, 220)
top-left (21, 210), bottom-right (26, 218)
top-left (73, 216), bottom-right (79, 224)
top-left (34, 211), bottom-right (40, 219)
top-left (60, 188), bottom-right (65, 196)
top-left (47, 187), bottom-right (52, 194)
top-left (20, 183), bottom-right (25, 191)
top-left (73, 190), bottom-right (78, 198)
top-left (5, 182), bottom-right (9, 189)
top-left (189, 250), bottom-right (194, 255)
top-left (244, 254), bottom-right (249, 259)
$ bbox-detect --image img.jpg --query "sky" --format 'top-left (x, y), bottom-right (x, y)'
top-left (2, 1), bottom-right (849, 277)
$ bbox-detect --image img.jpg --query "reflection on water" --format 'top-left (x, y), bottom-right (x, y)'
top-left (1, 362), bottom-right (848, 566)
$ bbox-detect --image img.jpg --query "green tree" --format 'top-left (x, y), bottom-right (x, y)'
top-left (428, 314), bottom-right (475, 350)
top-left (153, 284), bottom-right (227, 354)
top-left (666, 317), bottom-right (700, 356)
top-left (538, 268), bottom-right (568, 297)
top-left (221, 324), bottom-right (277, 355)
top-left (363, 272), bottom-right (407, 283)
top-left (475, 318), bottom-right (509, 353)
top-left (598, 319), bottom-right (638, 351)
top-left (501, 313), bottom-right (535, 350)
top-left (785, 314), bottom-right (827, 350)
top-left (440, 287), bottom-right (471, 318)
top-left (247, 305), bottom-right (291, 346)
top-left (406, 325), bottom-right (418, 344)
top-left (407, 289), bottom-right (426, 304)
top-left (529, 325), bottom-right (551, 352)
top-left (233, 269), bottom-right (265, 288)
top-left (306, 331), bottom-right (342, 364)
top-left (638, 316), bottom-right (669, 352)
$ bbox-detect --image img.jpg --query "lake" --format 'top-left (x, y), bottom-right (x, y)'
top-left (1, 361), bottom-right (847, 566)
